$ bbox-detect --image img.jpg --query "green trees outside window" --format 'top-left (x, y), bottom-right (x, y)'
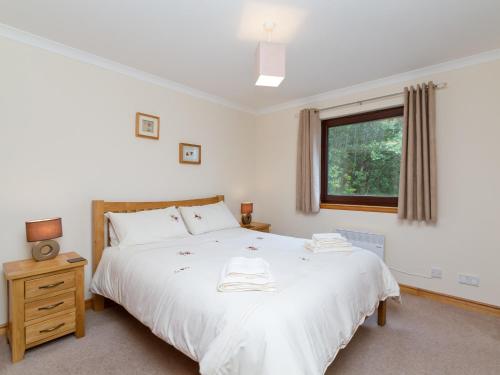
top-left (327, 116), bottom-right (402, 197)
top-left (321, 106), bottom-right (403, 207)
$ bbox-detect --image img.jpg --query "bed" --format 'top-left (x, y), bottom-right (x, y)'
top-left (90, 195), bottom-right (400, 375)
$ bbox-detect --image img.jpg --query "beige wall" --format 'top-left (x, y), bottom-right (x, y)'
top-left (254, 59), bottom-right (500, 306)
top-left (1, 34), bottom-right (499, 328)
top-left (0, 37), bottom-right (255, 325)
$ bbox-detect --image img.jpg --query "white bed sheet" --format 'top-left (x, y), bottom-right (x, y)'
top-left (91, 228), bottom-right (400, 375)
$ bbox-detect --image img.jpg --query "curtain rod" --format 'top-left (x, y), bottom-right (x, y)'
top-left (316, 82), bottom-right (447, 112)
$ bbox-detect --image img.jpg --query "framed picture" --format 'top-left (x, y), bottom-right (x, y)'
top-left (136, 112), bottom-right (160, 140)
top-left (179, 143), bottom-right (201, 164)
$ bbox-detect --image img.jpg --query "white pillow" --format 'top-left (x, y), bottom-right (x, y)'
top-left (179, 201), bottom-right (240, 235)
top-left (108, 222), bottom-right (120, 247)
top-left (105, 206), bottom-right (190, 246)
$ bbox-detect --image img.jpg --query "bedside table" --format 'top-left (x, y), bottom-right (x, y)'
top-left (241, 221), bottom-right (271, 233)
top-left (3, 252), bottom-right (87, 362)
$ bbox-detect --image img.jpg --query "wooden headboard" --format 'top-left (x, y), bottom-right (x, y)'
top-left (91, 195), bottom-right (224, 274)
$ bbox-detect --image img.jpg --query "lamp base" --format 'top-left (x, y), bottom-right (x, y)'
top-left (241, 213), bottom-right (252, 225)
top-left (32, 240), bottom-right (60, 261)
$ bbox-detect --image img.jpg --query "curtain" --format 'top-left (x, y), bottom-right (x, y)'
top-left (398, 82), bottom-right (437, 222)
top-left (296, 108), bottom-right (321, 214)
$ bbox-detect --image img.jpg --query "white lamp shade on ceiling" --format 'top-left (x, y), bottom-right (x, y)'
top-left (255, 41), bottom-right (285, 87)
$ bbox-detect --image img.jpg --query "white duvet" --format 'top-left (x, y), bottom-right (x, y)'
top-left (91, 228), bottom-right (399, 375)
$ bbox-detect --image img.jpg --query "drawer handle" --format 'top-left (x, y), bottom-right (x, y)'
top-left (39, 323), bottom-right (65, 333)
top-left (38, 281), bottom-right (64, 289)
top-left (38, 301), bottom-right (64, 311)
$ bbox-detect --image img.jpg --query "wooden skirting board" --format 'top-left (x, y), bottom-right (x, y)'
top-left (400, 284), bottom-right (500, 317)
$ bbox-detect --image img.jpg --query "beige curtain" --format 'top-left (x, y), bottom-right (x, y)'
top-left (296, 109), bottom-right (321, 214)
top-left (398, 82), bottom-right (437, 222)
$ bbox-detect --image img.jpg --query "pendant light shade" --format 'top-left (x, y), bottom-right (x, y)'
top-left (255, 41), bottom-right (285, 87)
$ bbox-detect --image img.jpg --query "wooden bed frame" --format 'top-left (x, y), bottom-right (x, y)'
top-left (91, 194), bottom-right (225, 310)
top-left (91, 194), bottom-right (387, 326)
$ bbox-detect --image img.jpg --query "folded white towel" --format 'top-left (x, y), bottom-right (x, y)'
top-left (225, 257), bottom-right (270, 279)
top-left (313, 238), bottom-right (350, 246)
top-left (218, 257), bottom-right (276, 292)
top-left (312, 233), bottom-right (346, 242)
top-left (312, 233), bottom-right (350, 248)
top-left (305, 240), bottom-right (353, 253)
top-left (311, 241), bottom-right (352, 248)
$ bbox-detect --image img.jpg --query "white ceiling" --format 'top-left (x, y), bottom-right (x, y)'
top-left (1, 0), bottom-right (500, 112)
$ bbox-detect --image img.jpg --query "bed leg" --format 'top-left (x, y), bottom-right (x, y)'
top-left (93, 294), bottom-right (105, 311)
top-left (377, 301), bottom-right (387, 327)
top-left (377, 300), bottom-right (387, 326)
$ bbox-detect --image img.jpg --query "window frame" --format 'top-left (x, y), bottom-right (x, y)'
top-left (320, 106), bottom-right (404, 208)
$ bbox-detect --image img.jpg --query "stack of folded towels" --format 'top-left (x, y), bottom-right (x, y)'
top-left (305, 233), bottom-right (353, 253)
top-left (218, 257), bottom-right (276, 292)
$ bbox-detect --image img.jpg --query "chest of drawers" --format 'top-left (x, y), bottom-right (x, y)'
top-left (3, 252), bottom-right (87, 362)
top-left (241, 221), bottom-right (271, 233)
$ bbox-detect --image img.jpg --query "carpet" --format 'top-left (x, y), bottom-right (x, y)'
top-left (0, 293), bottom-right (498, 374)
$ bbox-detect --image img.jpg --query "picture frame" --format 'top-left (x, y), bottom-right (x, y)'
top-left (135, 112), bottom-right (160, 140)
top-left (179, 143), bottom-right (201, 164)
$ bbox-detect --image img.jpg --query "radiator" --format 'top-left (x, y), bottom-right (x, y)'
top-left (335, 229), bottom-right (385, 260)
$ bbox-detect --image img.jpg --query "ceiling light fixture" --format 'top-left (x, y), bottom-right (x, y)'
top-left (255, 22), bottom-right (285, 87)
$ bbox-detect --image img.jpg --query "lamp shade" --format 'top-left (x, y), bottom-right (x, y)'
top-left (255, 41), bottom-right (285, 87)
top-left (241, 202), bottom-right (253, 215)
top-left (26, 218), bottom-right (62, 242)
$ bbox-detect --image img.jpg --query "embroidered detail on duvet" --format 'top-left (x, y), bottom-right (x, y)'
top-left (170, 214), bottom-right (180, 222)
top-left (178, 251), bottom-right (193, 256)
top-left (194, 213), bottom-right (202, 220)
top-left (299, 257), bottom-right (310, 261)
top-left (174, 266), bottom-right (191, 273)
top-left (246, 246), bottom-right (258, 251)
top-left (256, 236), bottom-right (264, 240)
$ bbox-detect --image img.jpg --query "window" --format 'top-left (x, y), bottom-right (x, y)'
top-left (321, 106), bottom-right (404, 207)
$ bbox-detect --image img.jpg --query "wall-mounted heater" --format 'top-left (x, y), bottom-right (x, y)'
top-left (335, 229), bottom-right (385, 260)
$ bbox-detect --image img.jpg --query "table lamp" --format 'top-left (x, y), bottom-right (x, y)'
top-left (26, 218), bottom-right (63, 261)
top-left (241, 202), bottom-right (253, 225)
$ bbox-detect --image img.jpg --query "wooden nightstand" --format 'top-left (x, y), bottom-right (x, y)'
top-left (3, 252), bottom-right (87, 362)
top-left (241, 222), bottom-right (271, 233)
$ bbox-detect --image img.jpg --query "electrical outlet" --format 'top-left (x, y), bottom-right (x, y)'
top-left (431, 267), bottom-right (442, 279)
top-left (458, 274), bottom-right (480, 287)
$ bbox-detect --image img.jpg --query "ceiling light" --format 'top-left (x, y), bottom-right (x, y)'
top-left (255, 74), bottom-right (284, 87)
top-left (255, 23), bottom-right (285, 87)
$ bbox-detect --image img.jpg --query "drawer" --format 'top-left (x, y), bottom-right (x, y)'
top-left (25, 311), bottom-right (76, 345)
top-left (25, 271), bottom-right (75, 299)
top-left (25, 291), bottom-right (75, 321)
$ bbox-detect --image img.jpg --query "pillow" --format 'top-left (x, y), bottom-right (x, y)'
top-left (105, 206), bottom-right (189, 246)
top-left (179, 201), bottom-right (240, 235)
top-left (108, 222), bottom-right (120, 247)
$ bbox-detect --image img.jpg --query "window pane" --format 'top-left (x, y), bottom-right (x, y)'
top-left (327, 116), bottom-right (403, 197)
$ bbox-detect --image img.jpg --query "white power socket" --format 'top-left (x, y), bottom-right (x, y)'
top-left (458, 274), bottom-right (480, 287)
top-left (431, 267), bottom-right (443, 279)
